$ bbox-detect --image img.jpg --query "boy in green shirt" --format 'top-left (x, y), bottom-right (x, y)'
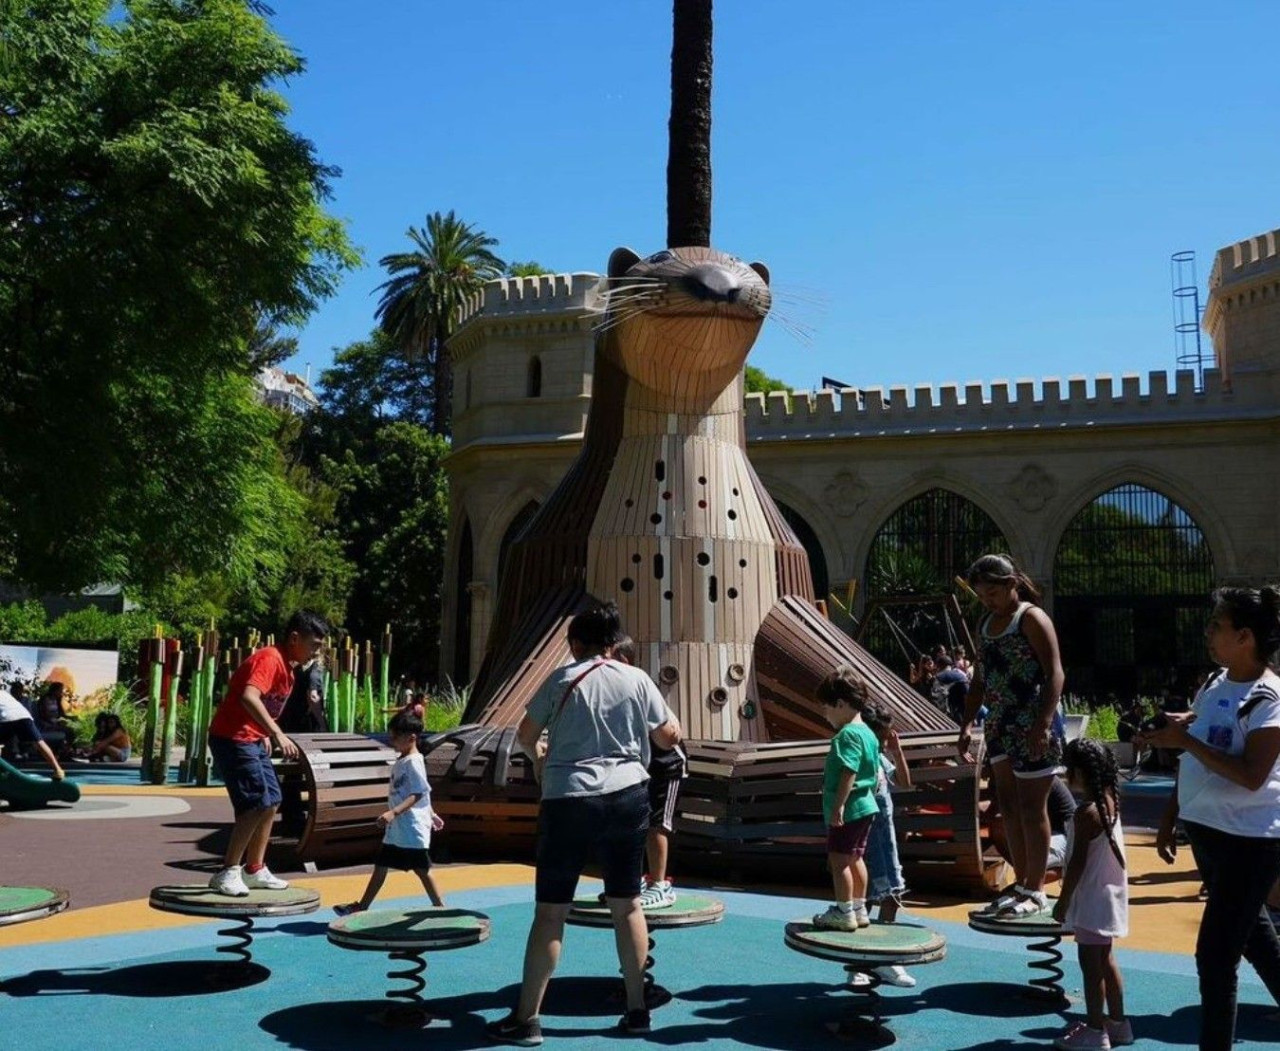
top-left (814, 666), bottom-right (882, 931)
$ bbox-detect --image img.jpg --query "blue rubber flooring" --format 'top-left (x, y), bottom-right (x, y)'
top-left (2, 885), bottom-right (1277, 1050)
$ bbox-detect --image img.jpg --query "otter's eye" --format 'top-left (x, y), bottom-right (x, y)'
top-left (645, 250), bottom-right (674, 265)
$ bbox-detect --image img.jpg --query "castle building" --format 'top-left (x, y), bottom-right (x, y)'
top-left (441, 228), bottom-right (1280, 703)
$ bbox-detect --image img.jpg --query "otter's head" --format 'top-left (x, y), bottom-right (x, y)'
top-left (601, 245), bottom-right (771, 401)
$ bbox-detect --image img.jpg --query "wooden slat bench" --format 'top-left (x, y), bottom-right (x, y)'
top-left (273, 733), bottom-right (397, 870)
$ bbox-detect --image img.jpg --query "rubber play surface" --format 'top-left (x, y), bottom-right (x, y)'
top-left (2, 776), bottom-right (1278, 1049)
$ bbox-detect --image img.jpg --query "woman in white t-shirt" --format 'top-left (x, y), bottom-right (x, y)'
top-left (1141, 586), bottom-right (1280, 1051)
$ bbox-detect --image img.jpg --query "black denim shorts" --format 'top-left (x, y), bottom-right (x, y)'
top-left (535, 782), bottom-right (649, 903)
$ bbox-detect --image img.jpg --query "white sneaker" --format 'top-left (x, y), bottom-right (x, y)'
top-left (812, 905), bottom-right (859, 931)
top-left (638, 879), bottom-right (676, 909)
top-left (243, 865), bottom-right (288, 890)
top-left (872, 965), bottom-right (916, 988)
top-left (208, 865), bottom-right (250, 897)
top-left (1105, 1019), bottom-right (1134, 1046)
top-left (1054, 1022), bottom-right (1110, 1049)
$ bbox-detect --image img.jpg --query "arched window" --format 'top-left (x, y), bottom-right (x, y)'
top-left (527, 355), bottom-right (542, 398)
top-left (1054, 483), bottom-right (1214, 701)
top-left (453, 519), bottom-right (474, 685)
top-left (861, 488), bottom-right (1009, 670)
top-left (865, 489), bottom-right (1008, 596)
top-left (497, 501), bottom-right (540, 586)
top-left (776, 501), bottom-right (829, 600)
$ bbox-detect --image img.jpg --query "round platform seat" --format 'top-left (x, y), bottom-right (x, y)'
top-left (0, 886), bottom-right (69, 927)
top-left (328, 906), bottom-right (491, 1028)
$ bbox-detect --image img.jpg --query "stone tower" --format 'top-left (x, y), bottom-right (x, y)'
top-left (1203, 227), bottom-right (1280, 389)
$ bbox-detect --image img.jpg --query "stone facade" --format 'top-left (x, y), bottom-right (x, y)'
top-left (441, 230), bottom-right (1280, 689)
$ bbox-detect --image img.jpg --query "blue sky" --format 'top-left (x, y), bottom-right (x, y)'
top-left (270, 1), bottom-right (1279, 394)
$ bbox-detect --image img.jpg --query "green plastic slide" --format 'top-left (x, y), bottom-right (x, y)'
top-left (0, 757), bottom-right (80, 808)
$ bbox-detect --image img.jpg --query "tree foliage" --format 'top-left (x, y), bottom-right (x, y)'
top-left (305, 332), bottom-right (452, 681)
top-left (743, 365), bottom-right (791, 395)
top-left (0, 0), bottom-right (357, 596)
top-left (375, 210), bottom-right (504, 437)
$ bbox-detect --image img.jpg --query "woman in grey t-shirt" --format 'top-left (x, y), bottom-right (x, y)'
top-left (486, 604), bottom-right (681, 1045)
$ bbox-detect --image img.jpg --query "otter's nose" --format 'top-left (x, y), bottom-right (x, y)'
top-left (680, 263), bottom-right (741, 303)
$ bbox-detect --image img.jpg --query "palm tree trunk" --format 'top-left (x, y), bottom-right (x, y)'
top-left (432, 334), bottom-right (453, 437)
top-left (667, 0), bottom-right (713, 248)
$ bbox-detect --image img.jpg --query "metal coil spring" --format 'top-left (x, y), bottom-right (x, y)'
top-left (216, 917), bottom-right (254, 966)
top-left (1027, 934), bottom-right (1066, 1003)
top-left (387, 950), bottom-right (428, 1007)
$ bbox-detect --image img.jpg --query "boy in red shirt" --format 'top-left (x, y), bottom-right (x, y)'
top-left (206, 610), bottom-right (328, 897)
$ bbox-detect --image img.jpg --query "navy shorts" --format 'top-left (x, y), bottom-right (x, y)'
top-left (827, 814), bottom-right (876, 857)
top-left (0, 718), bottom-right (41, 750)
top-left (209, 736), bottom-right (282, 815)
top-left (535, 783), bottom-right (649, 904)
top-left (375, 842), bottom-right (432, 871)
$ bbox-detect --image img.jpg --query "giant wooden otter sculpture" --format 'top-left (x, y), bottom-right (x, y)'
top-left (426, 246), bottom-right (967, 871)
top-left (464, 244), bottom-right (953, 741)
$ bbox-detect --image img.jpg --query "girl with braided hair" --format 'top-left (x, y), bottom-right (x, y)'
top-left (1052, 738), bottom-right (1131, 1049)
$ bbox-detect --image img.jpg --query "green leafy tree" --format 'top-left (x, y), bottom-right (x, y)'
top-left (326, 424), bottom-right (451, 682)
top-left (375, 211), bottom-right (504, 437)
top-left (744, 365), bottom-right (791, 395)
top-left (0, 0), bottom-right (357, 596)
top-left (506, 261), bottom-right (551, 277)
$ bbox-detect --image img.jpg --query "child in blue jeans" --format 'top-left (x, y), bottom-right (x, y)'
top-left (862, 702), bottom-right (915, 987)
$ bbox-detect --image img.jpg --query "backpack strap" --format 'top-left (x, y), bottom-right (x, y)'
top-left (1237, 680), bottom-right (1280, 724)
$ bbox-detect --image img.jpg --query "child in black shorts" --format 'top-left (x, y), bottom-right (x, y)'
top-left (612, 636), bottom-right (686, 909)
top-left (335, 711), bottom-right (445, 915)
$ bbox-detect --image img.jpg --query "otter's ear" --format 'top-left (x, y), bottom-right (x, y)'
top-left (748, 261), bottom-right (771, 286)
top-left (608, 247), bottom-right (641, 279)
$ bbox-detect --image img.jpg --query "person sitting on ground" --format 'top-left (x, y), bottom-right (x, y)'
top-left (0, 683), bottom-right (66, 780)
top-left (85, 713), bottom-right (132, 762)
top-left (335, 710), bottom-right (445, 916)
top-left (861, 701), bottom-right (915, 988)
top-left (486, 603), bottom-right (681, 1045)
top-left (35, 682), bottom-right (74, 756)
top-left (205, 609), bottom-right (327, 897)
top-left (812, 665), bottom-right (881, 932)
top-left (610, 634), bottom-right (686, 910)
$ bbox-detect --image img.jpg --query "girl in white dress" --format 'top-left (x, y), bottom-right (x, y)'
top-left (1052, 738), bottom-right (1132, 1050)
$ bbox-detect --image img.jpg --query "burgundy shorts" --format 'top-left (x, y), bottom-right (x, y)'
top-left (827, 814), bottom-right (875, 857)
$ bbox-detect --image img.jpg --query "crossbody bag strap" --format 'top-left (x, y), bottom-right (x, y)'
top-left (547, 659), bottom-right (609, 736)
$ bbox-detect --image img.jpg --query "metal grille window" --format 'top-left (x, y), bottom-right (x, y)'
top-left (1053, 484), bottom-right (1214, 702)
top-left (865, 489), bottom-right (1009, 596)
top-left (1054, 484), bottom-right (1213, 597)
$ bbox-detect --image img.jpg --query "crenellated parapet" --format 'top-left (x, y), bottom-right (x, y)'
top-left (743, 368), bottom-right (1277, 440)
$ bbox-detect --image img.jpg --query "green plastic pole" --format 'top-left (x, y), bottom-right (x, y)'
top-left (324, 670), bottom-right (337, 730)
top-left (380, 626), bottom-right (391, 733)
top-left (180, 647), bottom-right (203, 782)
top-left (157, 650), bottom-right (183, 784)
top-left (141, 636), bottom-right (163, 784)
top-left (196, 652), bottom-right (216, 784)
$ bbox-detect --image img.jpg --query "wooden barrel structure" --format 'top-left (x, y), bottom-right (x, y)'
top-left (423, 726), bottom-right (995, 893)
top-left (273, 733), bottom-right (396, 868)
top-left (673, 731), bottom-right (993, 891)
